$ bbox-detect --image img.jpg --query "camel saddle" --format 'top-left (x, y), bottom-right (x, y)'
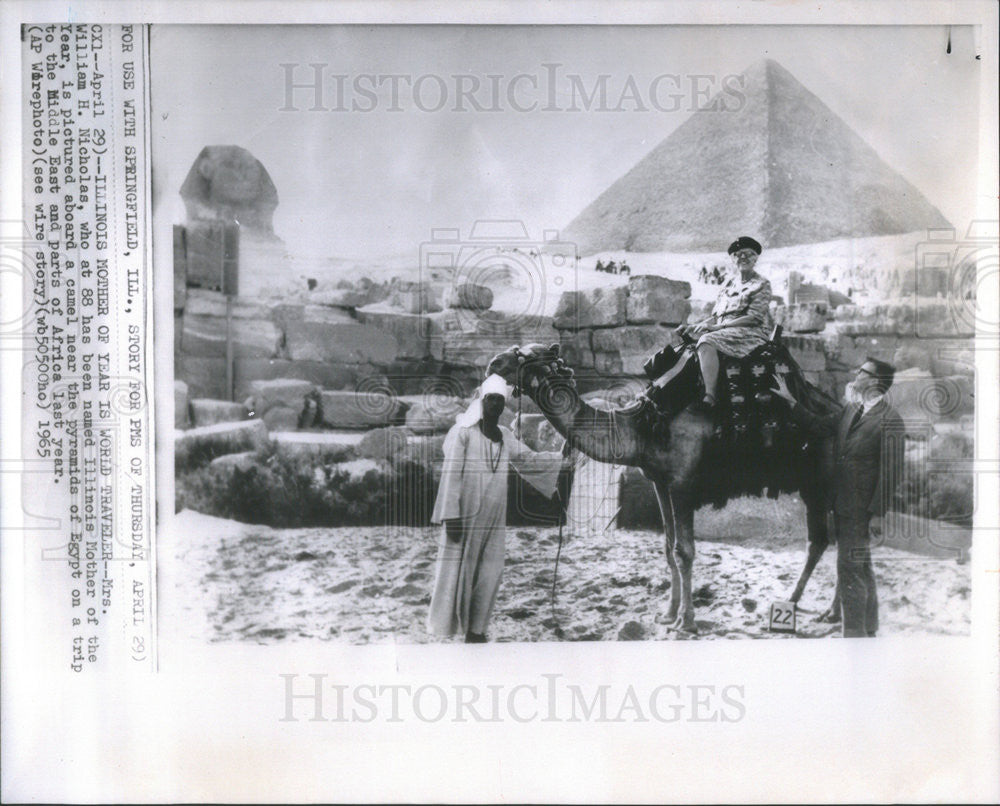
top-left (642, 327), bottom-right (803, 452)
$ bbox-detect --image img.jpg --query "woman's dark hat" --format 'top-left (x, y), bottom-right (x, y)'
top-left (727, 236), bottom-right (762, 255)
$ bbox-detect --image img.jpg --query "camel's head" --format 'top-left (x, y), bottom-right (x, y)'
top-left (486, 343), bottom-right (578, 412)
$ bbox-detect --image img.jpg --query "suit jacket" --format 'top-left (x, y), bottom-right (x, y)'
top-left (791, 398), bottom-right (905, 519)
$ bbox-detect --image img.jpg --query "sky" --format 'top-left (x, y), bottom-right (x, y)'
top-left (150, 24), bottom-right (982, 259)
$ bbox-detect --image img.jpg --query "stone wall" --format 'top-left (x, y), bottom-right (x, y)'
top-left (175, 272), bottom-right (974, 438)
top-left (174, 272), bottom-right (975, 534)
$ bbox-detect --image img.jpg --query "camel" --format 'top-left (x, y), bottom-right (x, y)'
top-left (486, 340), bottom-right (841, 634)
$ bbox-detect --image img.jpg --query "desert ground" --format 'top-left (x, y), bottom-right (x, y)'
top-left (160, 493), bottom-right (970, 646)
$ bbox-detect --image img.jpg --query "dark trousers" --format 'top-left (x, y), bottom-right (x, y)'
top-left (834, 513), bottom-right (879, 637)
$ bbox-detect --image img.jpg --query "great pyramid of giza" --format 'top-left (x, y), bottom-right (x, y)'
top-left (562, 59), bottom-right (951, 255)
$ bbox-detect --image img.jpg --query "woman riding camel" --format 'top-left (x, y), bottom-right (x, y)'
top-left (682, 236), bottom-right (773, 412)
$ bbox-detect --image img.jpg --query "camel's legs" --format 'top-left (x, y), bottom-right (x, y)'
top-left (790, 500), bottom-right (830, 604)
top-left (669, 487), bottom-right (698, 633)
top-left (652, 479), bottom-right (681, 621)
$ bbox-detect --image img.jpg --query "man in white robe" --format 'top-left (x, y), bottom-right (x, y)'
top-left (427, 374), bottom-right (568, 642)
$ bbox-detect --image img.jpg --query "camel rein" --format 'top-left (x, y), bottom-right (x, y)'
top-left (514, 361), bottom-right (566, 638)
top-left (513, 355), bottom-right (629, 639)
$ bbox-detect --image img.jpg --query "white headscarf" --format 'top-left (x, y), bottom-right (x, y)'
top-left (454, 373), bottom-right (513, 427)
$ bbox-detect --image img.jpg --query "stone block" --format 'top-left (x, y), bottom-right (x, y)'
top-left (782, 334), bottom-right (828, 372)
top-left (594, 352), bottom-right (623, 375)
top-left (190, 398), bottom-right (249, 427)
top-left (832, 303), bottom-right (915, 336)
top-left (175, 355), bottom-right (227, 400)
top-left (284, 305), bottom-right (399, 363)
top-left (268, 302), bottom-right (305, 334)
top-left (888, 372), bottom-right (974, 422)
top-left (626, 275), bottom-right (692, 325)
top-left (893, 343), bottom-right (934, 373)
top-left (272, 431), bottom-right (360, 462)
top-left (245, 378), bottom-right (317, 431)
top-left (262, 405), bottom-right (304, 431)
top-left (388, 281), bottom-right (442, 314)
top-left (181, 310), bottom-right (281, 358)
top-left (912, 300), bottom-right (975, 338)
top-left (440, 331), bottom-right (521, 369)
top-left (401, 395), bottom-right (464, 435)
top-left (184, 288), bottom-right (271, 319)
top-left (426, 309), bottom-right (463, 332)
top-left (592, 325), bottom-right (671, 375)
top-left (209, 451), bottom-right (258, 472)
top-left (474, 311), bottom-right (558, 341)
top-left (310, 283), bottom-right (388, 309)
top-left (775, 302), bottom-right (828, 333)
top-left (246, 378), bottom-right (316, 412)
top-left (822, 330), bottom-right (899, 372)
top-left (233, 359), bottom-right (382, 399)
top-left (380, 360), bottom-right (468, 397)
top-left (355, 306), bottom-right (440, 360)
top-left (558, 329), bottom-right (595, 369)
top-left (357, 426), bottom-right (412, 464)
top-left (444, 283), bottom-right (493, 310)
top-left (174, 380), bottom-right (190, 429)
top-left (928, 346), bottom-right (974, 378)
top-left (174, 418), bottom-right (270, 467)
top-left (320, 390), bottom-right (408, 429)
top-left (553, 287), bottom-right (627, 329)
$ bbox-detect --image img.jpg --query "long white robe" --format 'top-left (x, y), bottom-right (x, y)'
top-left (427, 424), bottom-right (563, 637)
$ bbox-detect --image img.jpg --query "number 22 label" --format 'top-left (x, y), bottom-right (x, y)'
top-left (769, 602), bottom-right (796, 634)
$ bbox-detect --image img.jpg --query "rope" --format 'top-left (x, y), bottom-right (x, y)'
top-left (547, 374), bottom-right (626, 639)
top-left (514, 355), bottom-right (568, 636)
top-left (550, 488), bottom-right (565, 639)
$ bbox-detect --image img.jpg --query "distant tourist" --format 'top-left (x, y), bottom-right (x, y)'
top-left (595, 259), bottom-right (605, 272)
top-left (772, 359), bottom-right (904, 637)
top-left (678, 236), bottom-right (773, 412)
top-left (427, 374), bottom-right (572, 643)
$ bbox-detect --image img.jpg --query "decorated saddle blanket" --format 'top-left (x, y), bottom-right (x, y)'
top-left (644, 339), bottom-right (801, 441)
top-left (641, 337), bottom-right (838, 499)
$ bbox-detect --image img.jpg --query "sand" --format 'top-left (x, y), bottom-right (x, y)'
top-left (159, 495), bottom-right (970, 646)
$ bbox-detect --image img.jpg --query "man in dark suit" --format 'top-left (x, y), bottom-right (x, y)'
top-left (773, 359), bottom-right (905, 637)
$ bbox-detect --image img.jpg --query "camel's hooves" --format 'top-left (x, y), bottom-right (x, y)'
top-left (669, 617), bottom-right (699, 635)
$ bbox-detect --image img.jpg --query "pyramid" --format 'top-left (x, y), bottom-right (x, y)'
top-left (562, 59), bottom-right (951, 254)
